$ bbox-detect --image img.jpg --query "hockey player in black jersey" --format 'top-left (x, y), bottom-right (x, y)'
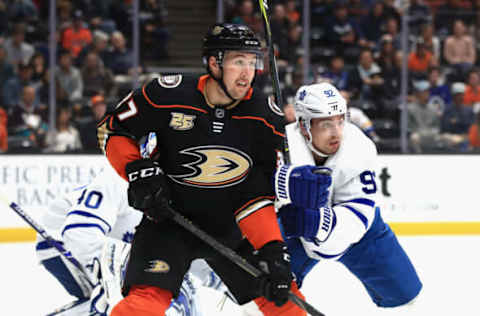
top-left (98, 23), bottom-right (306, 316)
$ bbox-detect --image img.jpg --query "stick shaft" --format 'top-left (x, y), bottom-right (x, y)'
top-left (0, 193), bottom-right (94, 290)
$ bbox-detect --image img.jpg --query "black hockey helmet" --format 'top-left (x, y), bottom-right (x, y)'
top-left (203, 23), bottom-right (262, 54)
top-left (202, 23), bottom-right (263, 68)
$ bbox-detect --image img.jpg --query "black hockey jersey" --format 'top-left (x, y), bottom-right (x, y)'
top-left (98, 74), bottom-right (285, 248)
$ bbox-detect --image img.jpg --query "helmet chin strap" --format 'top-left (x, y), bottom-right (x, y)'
top-left (301, 120), bottom-right (330, 158)
top-left (306, 133), bottom-right (330, 158)
top-left (217, 74), bottom-right (237, 105)
top-left (207, 62), bottom-right (236, 106)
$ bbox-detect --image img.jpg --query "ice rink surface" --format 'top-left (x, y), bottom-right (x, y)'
top-left (1, 236), bottom-right (478, 316)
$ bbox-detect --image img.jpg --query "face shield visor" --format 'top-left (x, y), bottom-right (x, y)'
top-left (203, 49), bottom-right (264, 72)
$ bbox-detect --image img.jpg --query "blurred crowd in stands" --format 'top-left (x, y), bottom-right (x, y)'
top-left (225, 0), bottom-right (480, 153)
top-left (1, 0), bottom-right (480, 154)
top-left (0, 0), bottom-right (168, 154)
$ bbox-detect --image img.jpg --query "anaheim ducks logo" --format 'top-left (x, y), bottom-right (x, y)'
top-left (169, 145), bottom-right (253, 188)
top-left (144, 260), bottom-right (170, 273)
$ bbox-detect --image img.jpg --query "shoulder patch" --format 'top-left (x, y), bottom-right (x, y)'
top-left (268, 96), bottom-right (284, 116)
top-left (157, 74), bottom-right (183, 88)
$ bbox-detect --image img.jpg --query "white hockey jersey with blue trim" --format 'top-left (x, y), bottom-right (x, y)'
top-left (37, 157), bottom-right (142, 268)
top-left (285, 122), bottom-right (379, 260)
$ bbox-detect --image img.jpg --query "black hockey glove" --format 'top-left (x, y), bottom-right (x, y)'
top-left (125, 159), bottom-right (172, 221)
top-left (256, 241), bottom-right (293, 307)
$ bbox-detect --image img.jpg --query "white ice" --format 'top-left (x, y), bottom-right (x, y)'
top-left (1, 236), bottom-right (478, 315)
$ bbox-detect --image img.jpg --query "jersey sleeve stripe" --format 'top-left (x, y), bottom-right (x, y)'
top-left (235, 199), bottom-right (273, 223)
top-left (341, 205), bottom-right (369, 229)
top-left (67, 210), bottom-right (112, 232)
top-left (237, 204), bottom-right (283, 249)
top-left (336, 198), bottom-right (376, 208)
top-left (62, 223), bottom-right (106, 236)
top-left (233, 195), bottom-right (275, 216)
top-left (232, 115), bottom-right (285, 137)
top-left (312, 249), bottom-right (348, 260)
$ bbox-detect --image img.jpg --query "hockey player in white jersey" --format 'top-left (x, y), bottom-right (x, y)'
top-left (35, 160), bottom-right (217, 316)
top-left (273, 82), bottom-right (423, 308)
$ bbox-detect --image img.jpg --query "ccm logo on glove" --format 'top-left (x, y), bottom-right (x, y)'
top-left (125, 159), bottom-right (172, 221)
top-left (127, 166), bottom-right (163, 182)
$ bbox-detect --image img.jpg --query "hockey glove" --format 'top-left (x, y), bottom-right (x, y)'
top-left (274, 165), bottom-right (332, 209)
top-left (125, 159), bottom-right (172, 221)
top-left (256, 241), bottom-right (292, 307)
top-left (278, 204), bottom-right (336, 241)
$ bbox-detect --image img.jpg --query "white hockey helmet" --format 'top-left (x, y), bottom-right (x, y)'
top-left (294, 82), bottom-right (347, 156)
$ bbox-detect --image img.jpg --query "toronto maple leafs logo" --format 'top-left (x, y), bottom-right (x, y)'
top-left (299, 89), bottom-right (307, 101)
top-left (122, 231), bottom-right (134, 243)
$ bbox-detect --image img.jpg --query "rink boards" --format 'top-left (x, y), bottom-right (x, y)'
top-left (0, 154), bottom-right (478, 242)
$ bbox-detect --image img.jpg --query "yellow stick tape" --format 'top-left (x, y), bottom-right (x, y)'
top-left (2, 222), bottom-right (480, 243)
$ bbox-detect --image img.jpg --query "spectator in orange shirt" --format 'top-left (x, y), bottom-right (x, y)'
top-left (61, 10), bottom-right (92, 58)
top-left (468, 111), bottom-right (480, 150)
top-left (463, 69), bottom-right (480, 107)
top-left (408, 38), bottom-right (436, 79)
top-left (0, 107), bottom-right (7, 152)
top-left (285, 0), bottom-right (300, 25)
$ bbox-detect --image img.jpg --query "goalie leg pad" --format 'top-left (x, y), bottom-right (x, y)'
top-left (91, 238), bottom-right (131, 315)
top-left (46, 298), bottom-right (91, 316)
top-left (41, 254), bottom-right (91, 298)
top-left (166, 273), bottom-right (201, 316)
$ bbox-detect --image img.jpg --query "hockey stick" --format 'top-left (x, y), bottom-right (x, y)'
top-left (0, 193), bottom-right (95, 293)
top-left (258, 0), bottom-right (283, 110)
top-left (160, 201), bottom-right (324, 316)
top-left (258, 0), bottom-right (292, 164)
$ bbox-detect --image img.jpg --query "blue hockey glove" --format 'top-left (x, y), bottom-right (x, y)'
top-left (278, 204), bottom-right (336, 241)
top-left (274, 165), bottom-right (332, 209)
